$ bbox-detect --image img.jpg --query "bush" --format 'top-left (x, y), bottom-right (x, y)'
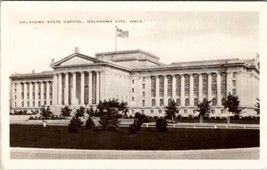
top-left (156, 118), bottom-right (168, 132)
top-left (129, 119), bottom-right (141, 134)
top-left (68, 106), bottom-right (85, 133)
top-left (40, 106), bottom-right (53, 119)
top-left (134, 112), bottom-right (149, 124)
top-left (85, 117), bottom-right (95, 129)
top-left (61, 106), bottom-right (72, 118)
top-left (29, 116), bottom-right (34, 120)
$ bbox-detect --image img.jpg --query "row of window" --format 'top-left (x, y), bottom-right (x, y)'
top-left (16, 100), bottom-right (52, 108)
top-left (132, 109), bottom-right (226, 115)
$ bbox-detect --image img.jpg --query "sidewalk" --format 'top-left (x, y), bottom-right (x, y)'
top-left (10, 147), bottom-right (259, 159)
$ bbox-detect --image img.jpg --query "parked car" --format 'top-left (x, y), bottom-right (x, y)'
top-left (188, 112), bottom-right (200, 119)
top-left (177, 113), bottom-right (190, 119)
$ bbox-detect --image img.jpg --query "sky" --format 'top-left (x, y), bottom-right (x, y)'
top-left (4, 9), bottom-right (259, 74)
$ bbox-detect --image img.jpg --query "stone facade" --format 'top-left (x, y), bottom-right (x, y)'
top-left (9, 49), bottom-right (260, 116)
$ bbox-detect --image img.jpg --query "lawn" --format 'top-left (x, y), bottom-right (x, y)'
top-left (10, 125), bottom-right (259, 150)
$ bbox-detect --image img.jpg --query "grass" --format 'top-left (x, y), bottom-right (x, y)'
top-left (10, 125), bottom-right (259, 150)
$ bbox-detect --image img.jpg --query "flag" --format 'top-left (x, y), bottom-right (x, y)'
top-left (116, 27), bottom-right (129, 38)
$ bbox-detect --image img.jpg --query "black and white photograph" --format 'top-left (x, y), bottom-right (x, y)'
top-left (1, 1), bottom-right (267, 169)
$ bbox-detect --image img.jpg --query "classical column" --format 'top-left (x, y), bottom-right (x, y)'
top-left (80, 71), bottom-right (85, 105)
top-left (155, 75), bottom-right (159, 106)
top-left (40, 82), bottom-right (44, 106)
top-left (96, 71), bottom-right (100, 104)
top-left (88, 71), bottom-right (92, 105)
top-left (217, 72), bottom-right (222, 106)
top-left (190, 74), bottom-right (194, 106)
top-left (29, 82), bottom-right (33, 107)
top-left (64, 73), bottom-right (69, 105)
top-left (181, 75), bottom-right (185, 106)
top-left (58, 74), bottom-right (62, 106)
top-left (46, 81), bottom-right (50, 106)
top-left (52, 75), bottom-right (58, 105)
top-left (35, 82), bottom-right (38, 107)
top-left (208, 73), bottom-right (212, 101)
top-left (172, 75), bottom-right (176, 99)
top-left (163, 75), bottom-right (168, 106)
top-left (72, 72), bottom-right (76, 105)
top-left (199, 74), bottom-right (203, 101)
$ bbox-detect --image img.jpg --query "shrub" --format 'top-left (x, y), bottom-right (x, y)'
top-left (156, 118), bottom-right (168, 132)
top-left (40, 106), bottom-right (53, 119)
top-left (134, 112), bottom-right (149, 124)
top-left (61, 106), bottom-right (72, 118)
top-left (68, 106), bottom-right (85, 133)
top-left (29, 116), bottom-right (34, 120)
top-left (129, 119), bottom-right (141, 134)
top-left (85, 117), bottom-right (95, 129)
top-left (99, 107), bottom-right (120, 131)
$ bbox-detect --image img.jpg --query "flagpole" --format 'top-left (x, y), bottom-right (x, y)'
top-left (115, 26), bottom-right (117, 52)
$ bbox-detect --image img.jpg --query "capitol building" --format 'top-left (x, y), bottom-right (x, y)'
top-left (9, 48), bottom-right (260, 116)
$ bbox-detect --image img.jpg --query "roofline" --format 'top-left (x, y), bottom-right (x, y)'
top-left (95, 49), bottom-right (160, 60)
top-left (50, 52), bottom-right (101, 68)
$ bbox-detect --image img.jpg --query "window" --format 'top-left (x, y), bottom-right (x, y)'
top-left (184, 75), bottom-right (190, 96)
top-left (159, 76), bottom-right (164, 97)
top-left (15, 95), bottom-right (17, 99)
top-left (194, 98), bottom-right (198, 106)
top-left (142, 77), bottom-right (145, 82)
top-left (33, 93), bottom-right (35, 99)
top-left (44, 101), bottom-right (46, 105)
top-left (132, 97), bottom-right (134, 101)
top-left (152, 99), bottom-right (156, 106)
top-left (50, 101), bottom-right (52, 105)
top-left (15, 102), bottom-right (16, 107)
top-left (159, 110), bottom-right (162, 114)
top-left (233, 72), bottom-right (237, 78)
top-left (211, 110), bottom-right (215, 114)
top-left (132, 110), bottom-right (134, 115)
top-left (132, 88), bottom-right (134, 93)
top-left (232, 80), bottom-right (236, 86)
top-left (184, 110), bottom-right (188, 114)
top-left (142, 84), bottom-right (145, 89)
top-left (212, 98), bottom-right (217, 106)
top-left (185, 98), bottom-right (189, 106)
top-left (33, 101), bottom-right (35, 107)
top-left (193, 74), bottom-right (199, 96)
top-left (211, 73), bottom-right (217, 96)
top-left (160, 99), bottom-right (164, 106)
top-left (202, 74), bottom-right (208, 97)
top-left (167, 75), bottom-right (172, 97)
top-left (151, 76), bottom-right (156, 97)
top-left (141, 110), bottom-right (144, 114)
top-left (221, 72), bottom-right (227, 97)
top-left (142, 100), bottom-right (145, 106)
top-left (27, 101), bottom-right (29, 107)
top-left (132, 80), bottom-right (134, 84)
top-left (22, 101), bottom-right (24, 107)
top-left (151, 110), bottom-right (154, 114)
top-left (221, 98), bottom-right (225, 105)
top-left (176, 75), bottom-right (181, 96)
top-left (176, 98), bottom-right (181, 106)
top-left (232, 89), bottom-right (236, 95)
top-left (142, 91), bottom-right (145, 97)
top-left (38, 101), bottom-right (41, 107)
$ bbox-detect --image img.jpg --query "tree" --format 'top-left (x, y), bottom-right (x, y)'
top-left (196, 99), bottom-right (211, 123)
top-left (165, 99), bottom-right (179, 121)
top-left (254, 98), bottom-right (260, 115)
top-left (68, 106), bottom-right (85, 133)
top-left (60, 105), bottom-right (72, 118)
top-left (40, 106), bottom-right (53, 119)
top-left (222, 93), bottom-right (242, 124)
top-left (156, 117), bottom-right (168, 132)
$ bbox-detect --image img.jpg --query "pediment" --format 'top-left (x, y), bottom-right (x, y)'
top-left (51, 53), bottom-right (103, 68)
top-left (60, 56), bottom-right (94, 66)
